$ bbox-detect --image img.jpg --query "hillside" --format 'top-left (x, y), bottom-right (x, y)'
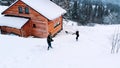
top-left (0, 6), bottom-right (120, 68)
top-left (0, 19), bottom-right (120, 68)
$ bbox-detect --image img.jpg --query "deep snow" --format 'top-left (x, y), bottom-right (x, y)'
top-left (0, 20), bottom-right (120, 68)
top-left (0, 6), bottom-right (120, 68)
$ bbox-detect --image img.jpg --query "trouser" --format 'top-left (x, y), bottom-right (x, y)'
top-left (47, 42), bottom-right (52, 50)
top-left (76, 36), bottom-right (79, 41)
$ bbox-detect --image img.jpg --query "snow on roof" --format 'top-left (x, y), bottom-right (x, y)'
top-left (0, 6), bottom-right (8, 17)
top-left (0, 16), bottom-right (29, 29)
top-left (21, 0), bottom-right (66, 20)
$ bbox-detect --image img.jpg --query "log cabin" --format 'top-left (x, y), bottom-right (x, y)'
top-left (0, 0), bottom-right (66, 38)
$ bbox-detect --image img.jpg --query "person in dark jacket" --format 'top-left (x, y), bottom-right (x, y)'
top-left (73, 31), bottom-right (79, 41)
top-left (47, 33), bottom-right (54, 50)
top-left (75, 31), bottom-right (79, 41)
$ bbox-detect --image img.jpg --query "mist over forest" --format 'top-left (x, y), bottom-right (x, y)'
top-left (52, 0), bottom-right (120, 25)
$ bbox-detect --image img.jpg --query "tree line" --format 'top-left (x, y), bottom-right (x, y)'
top-left (52, 0), bottom-right (120, 25)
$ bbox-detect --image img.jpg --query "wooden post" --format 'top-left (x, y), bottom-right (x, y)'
top-left (20, 29), bottom-right (24, 37)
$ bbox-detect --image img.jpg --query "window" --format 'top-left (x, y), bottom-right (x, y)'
top-left (18, 6), bottom-right (23, 13)
top-left (33, 24), bottom-right (36, 28)
top-left (54, 22), bottom-right (60, 28)
top-left (25, 7), bottom-right (29, 14)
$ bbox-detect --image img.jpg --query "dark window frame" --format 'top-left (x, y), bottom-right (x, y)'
top-left (25, 7), bottom-right (29, 14)
top-left (54, 22), bottom-right (60, 28)
top-left (18, 6), bottom-right (23, 13)
top-left (33, 24), bottom-right (36, 28)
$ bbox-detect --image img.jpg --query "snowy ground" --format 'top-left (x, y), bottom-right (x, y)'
top-left (0, 6), bottom-right (120, 68)
top-left (0, 20), bottom-right (120, 68)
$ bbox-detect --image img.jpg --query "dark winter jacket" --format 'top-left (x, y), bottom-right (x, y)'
top-left (76, 31), bottom-right (79, 37)
top-left (47, 35), bottom-right (53, 43)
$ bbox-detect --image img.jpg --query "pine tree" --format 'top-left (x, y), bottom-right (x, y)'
top-left (72, 0), bottom-right (78, 21)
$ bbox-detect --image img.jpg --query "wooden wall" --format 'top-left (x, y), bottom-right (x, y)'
top-left (21, 20), bottom-right (32, 37)
top-left (1, 26), bottom-right (21, 35)
top-left (48, 16), bottom-right (63, 36)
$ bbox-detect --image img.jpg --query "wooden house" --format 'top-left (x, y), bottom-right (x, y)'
top-left (0, 0), bottom-right (66, 38)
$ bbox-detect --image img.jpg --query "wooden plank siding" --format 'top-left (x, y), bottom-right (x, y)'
top-left (31, 20), bottom-right (48, 37)
top-left (2, 0), bottom-right (48, 21)
top-left (1, 26), bottom-right (21, 36)
top-left (48, 16), bottom-right (63, 36)
top-left (21, 20), bottom-right (32, 37)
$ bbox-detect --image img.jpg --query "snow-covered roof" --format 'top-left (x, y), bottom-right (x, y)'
top-left (0, 16), bottom-right (29, 29)
top-left (21, 0), bottom-right (66, 20)
top-left (0, 6), bottom-right (8, 17)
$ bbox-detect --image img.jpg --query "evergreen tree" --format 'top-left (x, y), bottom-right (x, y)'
top-left (71, 1), bottom-right (78, 21)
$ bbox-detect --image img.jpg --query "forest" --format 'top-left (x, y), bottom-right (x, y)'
top-left (51, 0), bottom-right (120, 25)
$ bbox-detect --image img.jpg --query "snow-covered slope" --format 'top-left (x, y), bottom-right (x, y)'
top-left (0, 20), bottom-right (120, 68)
top-left (0, 6), bottom-right (120, 68)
